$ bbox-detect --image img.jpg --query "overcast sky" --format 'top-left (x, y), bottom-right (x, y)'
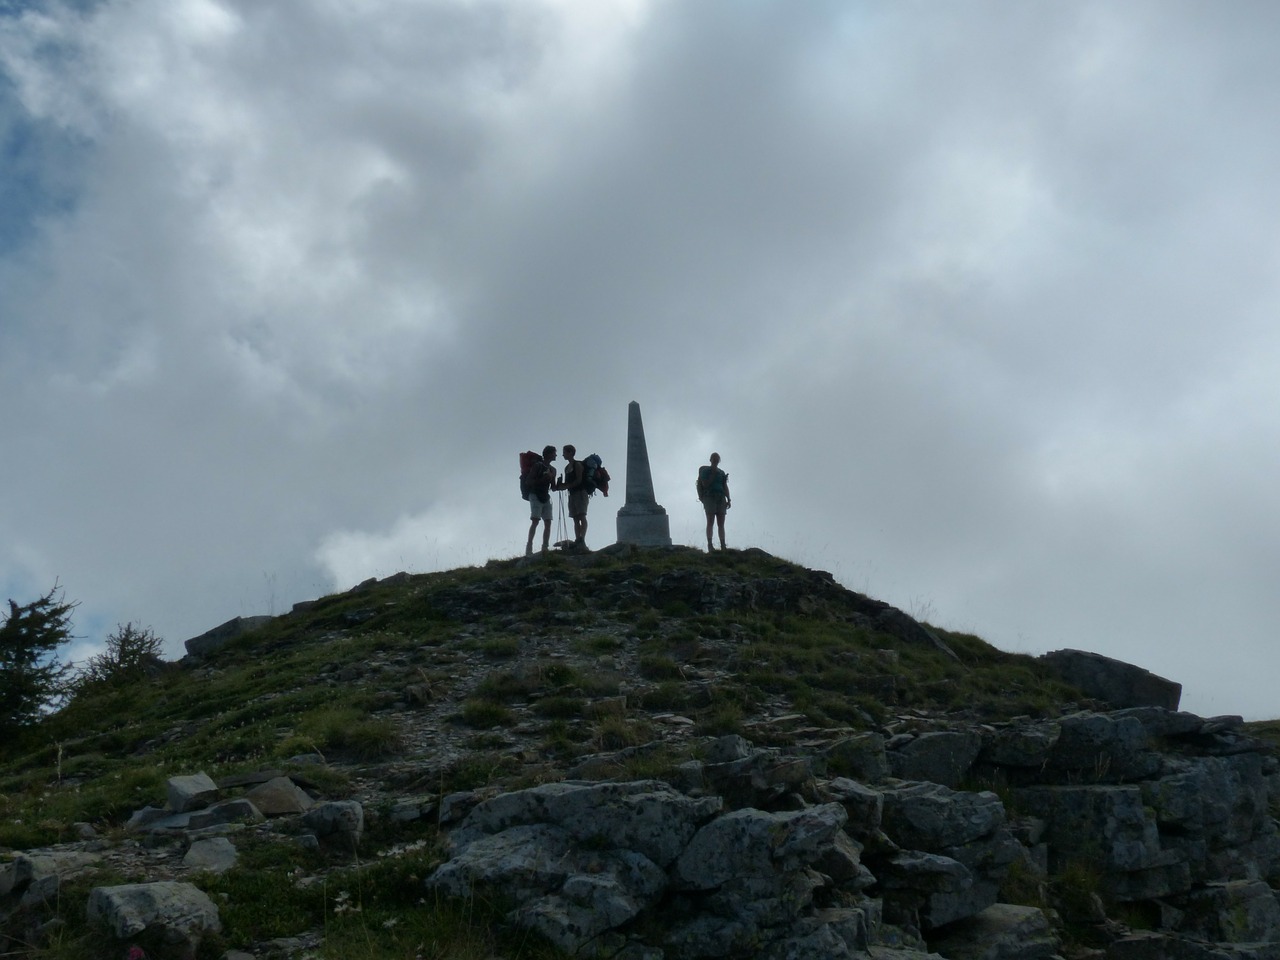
top-left (3, 0), bottom-right (1278, 719)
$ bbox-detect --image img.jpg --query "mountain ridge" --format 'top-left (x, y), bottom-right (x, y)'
top-left (1, 546), bottom-right (1275, 959)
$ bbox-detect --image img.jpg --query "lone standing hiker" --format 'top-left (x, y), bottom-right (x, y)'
top-left (697, 452), bottom-right (731, 551)
top-left (525, 445), bottom-right (558, 555)
top-left (558, 444), bottom-right (590, 550)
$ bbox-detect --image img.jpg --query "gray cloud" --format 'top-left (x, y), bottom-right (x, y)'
top-left (2, 0), bottom-right (1278, 717)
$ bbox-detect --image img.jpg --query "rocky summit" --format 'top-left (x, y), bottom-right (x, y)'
top-left (1, 546), bottom-right (1277, 960)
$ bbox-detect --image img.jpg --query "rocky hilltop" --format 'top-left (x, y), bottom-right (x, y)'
top-left (1, 546), bottom-right (1277, 960)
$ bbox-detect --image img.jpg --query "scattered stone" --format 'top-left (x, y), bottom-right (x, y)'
top-left (302, 800), bottom-right (364, 853)
top-left (182, 837), bottom-right (237, 874)
top-left (166, 772), bottom-right (219, 814)
top-left (245, 776), bottom-right (314, 815)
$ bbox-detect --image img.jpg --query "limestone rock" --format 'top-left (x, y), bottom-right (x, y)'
top-left (182, 615), bottom-right (272, 659)
top-left (1043, 711), bottom-right (1162, 783)
top-left (428, 823), bottom-right (667, 955)
top-left (888, 730), bottom-right (983, 788)
top-left (244, 775), bottom-right (313, 815)
top-left (877, 850), bottom-right (975, 929)
top-left (86, 881), bottom-right (221, 950)
top-left (979, 721), bottom-right (1061, 769)
top-left (826, 732), bottom-right (890, 783)
top-left (704, 748), bottom-right (816, 810)
top-left (1015, 784), bottom-right (1165, 873)
top-left (1040, 648), bottom-right (1182, 710)
top-left (166, 772), bottom-right (219, 814)
top-left (513, 849), bottom-right (668, 954)
top-left (187, 797), bottom-right (266, 830)
top-left (428, 823), bottom-right (575, 901)
top-left (451, 780), bottom-right (721, 868)
top-left (880, 781), bottom-right (1006, 851)
top-left (671, 804), bottom-right (847, 889)
top-left (302, 800), bottom-right (364, 853)
top-left (927, 902), bottom-right (1061, 960)
top-left (1172, 879), bottom-right (1280, 943)
top-left (182, 837), bottom-right (237, 874)
top-left (0, 850), bottom-right (99, 908)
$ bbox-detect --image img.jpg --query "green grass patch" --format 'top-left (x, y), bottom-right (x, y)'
top-left (458, 700), bottom-right (514, 729)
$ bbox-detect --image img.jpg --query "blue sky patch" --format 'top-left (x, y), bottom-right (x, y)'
top-left (0, 81), bottom-right (88, 255)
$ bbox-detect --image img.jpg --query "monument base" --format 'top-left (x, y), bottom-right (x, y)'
top-left (616, 512), bottom-right (672, 547)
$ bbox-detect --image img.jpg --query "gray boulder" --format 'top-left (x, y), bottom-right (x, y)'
top-left (1016, 784), bottom-right (1163, 873)
top-left (888, 730), bottom-right (983, 788)
top-left (302, 800), bottom-right (364, 853)
top-left (514, 850), bottom-right (668, 955)
top-left (182, 837), bottom-right (238, 874)
top-left (86, 881), bottom-right (221, 951)
top-left (245, 775), bottom-right (313, 815)
top-left (1172, 879), bottom-right (1280, 943)
top-left (877, 850), bottom-right (975, 929)
top-left (704, 748), bottom-right (817, 810)
top-left (979, 721), bottom-right (1061, 769)
top-left (428, 822), bottom-right (666, 954)
top-left (879, 782), bottom-right (1006, 851)
top-left (451, 780), bottom-right (721, 868)
top-left (877, 783), bottom-right (1018, 929)
top-left (671, 804), bottom-right (848, 889)
top-left (927, 902), bottom-right (1061, 960)
top-left (1105, 932), bottom-right (1280, 959)
top-left (1040, 648), bottom-right (1181, 710)
top-left (187, 797), bottom-right (266, 830)
top-left (183, 614), bottom-right (273, 658)
top-left (826, 733), bottom-right (890, 783)
top-left (1044, 711), bottom-right (1162, 783)
top-left (0, 850), bottom-right (99, 908)
top-left (166, 772), bottom-right (219, 813)
top-left (820, 776), bottom-right (884, 839)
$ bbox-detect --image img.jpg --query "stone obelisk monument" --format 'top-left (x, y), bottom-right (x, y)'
top-left (616, 401), bottom-right (672, 546)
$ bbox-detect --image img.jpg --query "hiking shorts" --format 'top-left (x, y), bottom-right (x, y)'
top-left (529, 495), bottom-right (552, 521)
top-left (702, 494), bottom-right (728, 516)
top-left (568, 489), bottom-right (590, 517)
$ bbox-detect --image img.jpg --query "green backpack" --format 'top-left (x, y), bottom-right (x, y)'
top-left (698, 466), bottom-right (726, 497)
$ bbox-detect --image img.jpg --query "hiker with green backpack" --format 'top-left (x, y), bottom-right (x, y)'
top-left (697, 452), bottom-right (731, 551)
top-left (557, 444), bottom-right (591, 551)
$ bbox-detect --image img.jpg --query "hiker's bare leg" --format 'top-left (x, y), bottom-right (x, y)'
top-left (527, 518), bottom-right (539, 556)
top-left (574, 515), bottom-right (588, 544)
top-left (541, 519), bottom-right (551, 552)
top-left (716, 512), bottom-right (727, 550)
top-left (705, 512), bottom-right (715, 550)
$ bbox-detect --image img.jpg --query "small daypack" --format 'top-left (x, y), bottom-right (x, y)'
top-left (519, 451), bottom-right (548, 502)
top-left (581, 453), bottom-right (610, 496)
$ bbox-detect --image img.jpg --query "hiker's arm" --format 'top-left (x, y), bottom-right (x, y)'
top-left (723, 473), bottom-right (731, 506)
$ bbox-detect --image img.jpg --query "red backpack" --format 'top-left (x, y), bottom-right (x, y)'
top-left (519, 451), bottom-right (548, 501)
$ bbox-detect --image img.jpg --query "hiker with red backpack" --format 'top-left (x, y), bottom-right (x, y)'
top-left (697, 452), bottom-right (731, 551)
top-left (521, 445), bottom-right (558, 556)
